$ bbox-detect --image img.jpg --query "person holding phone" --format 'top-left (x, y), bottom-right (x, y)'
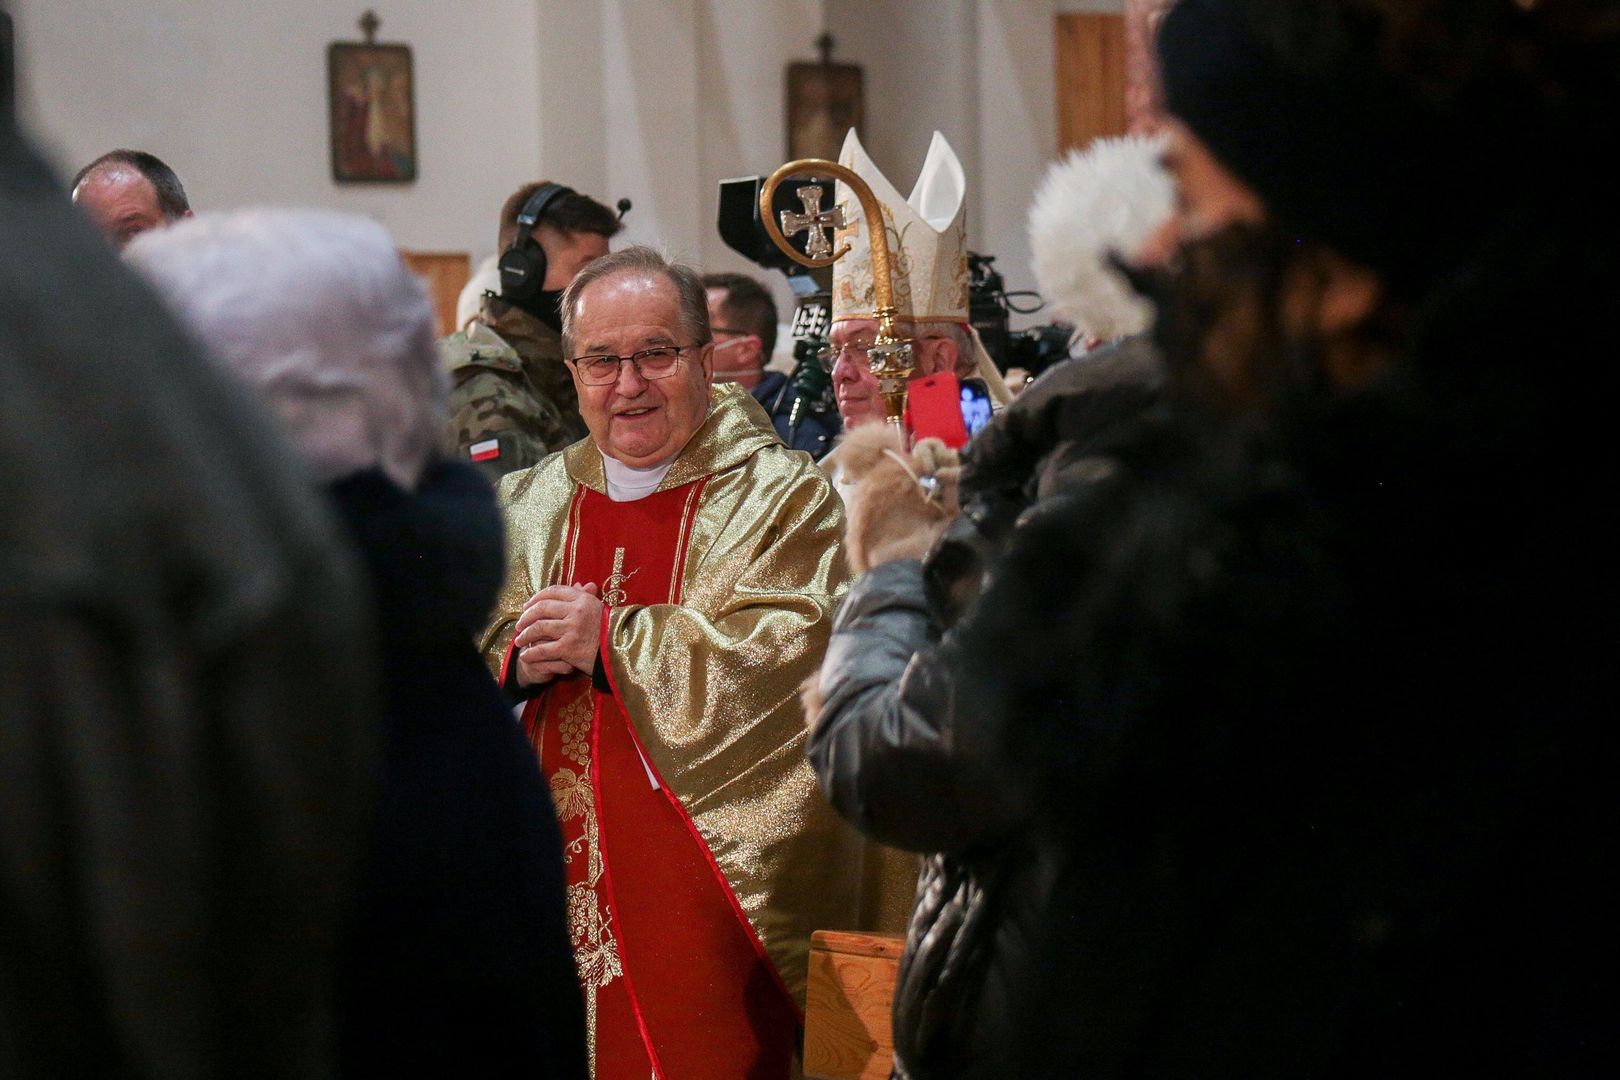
top-left (820, 129), bottom-right (1009, 438)
top-left (806, 1), bottom-right (1617, 1075)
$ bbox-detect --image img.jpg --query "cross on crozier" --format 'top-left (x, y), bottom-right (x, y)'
top-left (780, 185), bottom-right (846, 261)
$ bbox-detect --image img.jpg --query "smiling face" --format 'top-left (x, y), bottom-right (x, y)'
top-left (569, 271), bottom-right (714, 467)
top-left (72, 169), bottom-right (173, 250)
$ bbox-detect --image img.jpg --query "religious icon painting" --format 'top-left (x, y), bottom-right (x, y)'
top-left (328, 39), bottom-right (417, 183)
top-left (786, 47), bottom-right (864, 162)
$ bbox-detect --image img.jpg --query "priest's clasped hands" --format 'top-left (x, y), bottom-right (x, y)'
top-left (513, 582), bottom-right (604, 687)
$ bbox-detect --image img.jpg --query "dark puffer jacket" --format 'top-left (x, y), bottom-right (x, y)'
top-left (807, 340), bottom-right (1170, 1078)
top-left (924, 336), bottom-right (1164, 625)
top-left (810, 344), bottom-right (1614, 1077)
top-left (960, 334), bottom-right (1164, 514)
top-left (330, 461), bottom-right (587, 1079)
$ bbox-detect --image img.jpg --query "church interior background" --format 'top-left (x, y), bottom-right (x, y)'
top-left (9, 0), bottom-right (1149, 336)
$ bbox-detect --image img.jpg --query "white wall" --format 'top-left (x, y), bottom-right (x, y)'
top-left (823, 0), bottom-right (1057, 325)
top-left (11, 0), bottom-right (543, 263)
top-left (533, 0), bottom-right (821, 315)
top-left (11, 0), bottom-right (1057, 315)
top-left (694, 0), bottom-right (825, 291)
top-left (976, 0), bottom-right (1059, 323)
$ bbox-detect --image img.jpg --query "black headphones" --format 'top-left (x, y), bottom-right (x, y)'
top-left (497, 182), bottom-right (574, 304)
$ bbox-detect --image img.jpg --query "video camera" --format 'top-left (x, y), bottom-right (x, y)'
top-left (716, 176), bottom-right (839, 448)
top-left (968, 252), bottom-right (1074, 382)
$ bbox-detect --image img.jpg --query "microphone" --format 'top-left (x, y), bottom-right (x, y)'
top-left (616, 198), bottom-right (632, 221)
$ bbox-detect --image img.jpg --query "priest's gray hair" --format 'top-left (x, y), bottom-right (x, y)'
top-left (560, 245), bottom-right (712, 355)
top-left (127, 208), bottom-right (445, 489)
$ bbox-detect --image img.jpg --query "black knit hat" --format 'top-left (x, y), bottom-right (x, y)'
top-left (1155, 0), bottom-right (1479, 293)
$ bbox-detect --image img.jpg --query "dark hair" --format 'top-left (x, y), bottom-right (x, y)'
top-left (561, 246), bottom-right (710, 355)
top-left (700, 271), bottom-right (778, 358)
top-left (72, 149), bottom-right (190, 219)
top-left (498, 181), bottom-right (623, 250)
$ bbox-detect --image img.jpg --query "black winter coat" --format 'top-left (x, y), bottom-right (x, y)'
top-left (3, 120), bottom-right (375, 1080)
top-left (808, 340), bottom-right (1167, 1078)
top-left (810, 338), bottom-right (1614, 1075)
top-left (329, 462), bottom-right (587, 1079)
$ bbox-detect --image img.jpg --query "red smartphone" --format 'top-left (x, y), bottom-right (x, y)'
top-left (904, 372), bottom-right (971, 449)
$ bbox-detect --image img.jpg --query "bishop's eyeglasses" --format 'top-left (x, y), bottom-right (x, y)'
top-left (815, 340), bottom-right (875, 372)
top-left (566, 345), bottom-right (696, 386)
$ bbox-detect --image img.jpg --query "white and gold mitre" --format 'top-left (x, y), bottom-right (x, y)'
top-left (832, 129), bottom-right (969, 324)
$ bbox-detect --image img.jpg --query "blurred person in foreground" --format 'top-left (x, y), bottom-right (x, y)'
top-left (806, 0), bottom-right (1618, 1075)
top-left (128, 208), bottom-right (587, 1079)
top-left (927, 134), bottom-right (1177, 620)
top-left (70, 148), bottom-right (192, 249)
top-left (703, 270), bottom-right (840, 457)
top-left (483, 245), bottom-right (868, 1078)
top-left (2, 122), bottom-right (371, 1078)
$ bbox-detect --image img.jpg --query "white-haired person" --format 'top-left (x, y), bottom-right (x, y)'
top-left (127, 210), bottom-right (587, 1079)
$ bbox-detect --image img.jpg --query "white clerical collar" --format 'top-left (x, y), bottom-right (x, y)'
top-left (602, 452), bottom-right (675, 502)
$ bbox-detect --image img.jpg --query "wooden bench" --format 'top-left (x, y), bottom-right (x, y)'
top-left (803, 930), bottom-right (905, 1080)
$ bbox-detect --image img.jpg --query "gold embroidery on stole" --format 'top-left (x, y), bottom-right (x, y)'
top-left (602, 547), bottom-right (639, 608)
top-left (549, 691), bottom-right (621, 1079)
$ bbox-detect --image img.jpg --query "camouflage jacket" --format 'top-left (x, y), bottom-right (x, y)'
top-left (439, 298), bottom-right (588, 483)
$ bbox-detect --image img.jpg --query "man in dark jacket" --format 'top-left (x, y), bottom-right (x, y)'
top-left (808, 1), bottom-right (1617, 1075)
top-left (704, 271), bottom-right (840, 458)
top-left (2, 118), bottom-right (374, 1079)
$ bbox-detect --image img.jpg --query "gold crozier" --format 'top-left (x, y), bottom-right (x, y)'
top-left (760, 161), bottom-right (915, 426)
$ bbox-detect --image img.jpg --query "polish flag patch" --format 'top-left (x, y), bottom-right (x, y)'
top-left (469, 438), bottom-right (501, 462)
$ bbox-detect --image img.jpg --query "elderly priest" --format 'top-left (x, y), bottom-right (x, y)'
top-left (482, 246), bottom-right (861, 1078)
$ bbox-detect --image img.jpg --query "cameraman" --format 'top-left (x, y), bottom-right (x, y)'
top-left (703, 271), bottom-right (839, 457)
top-left (439, 180), bottom-right (622, 482)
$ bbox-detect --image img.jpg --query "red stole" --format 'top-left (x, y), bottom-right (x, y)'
top-left (512, 481), bottom-right (799, 1079)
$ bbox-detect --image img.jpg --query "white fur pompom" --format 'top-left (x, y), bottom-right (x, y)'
top-left (1027, 134), bottom-right (1174, 343)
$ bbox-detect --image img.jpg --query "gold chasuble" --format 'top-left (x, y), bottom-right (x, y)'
top-left (484, 385), bottom-right (864, 1078)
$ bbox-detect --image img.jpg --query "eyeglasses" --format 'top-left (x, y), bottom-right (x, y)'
top-left (818, 334), bottom-right (939, 373)
top-left (566, 345), bottom-right (696, 386)
top-left (815, 340), bottom-right (875, 372)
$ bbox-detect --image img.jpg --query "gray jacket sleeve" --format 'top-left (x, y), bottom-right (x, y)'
top-left (806, 560), bottom-right (1035, 855)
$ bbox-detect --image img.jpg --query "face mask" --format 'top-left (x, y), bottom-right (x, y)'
top-left (709, 336), bottom-right (762, 379)
top-left (501, 282), bottom-right (565, 331)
